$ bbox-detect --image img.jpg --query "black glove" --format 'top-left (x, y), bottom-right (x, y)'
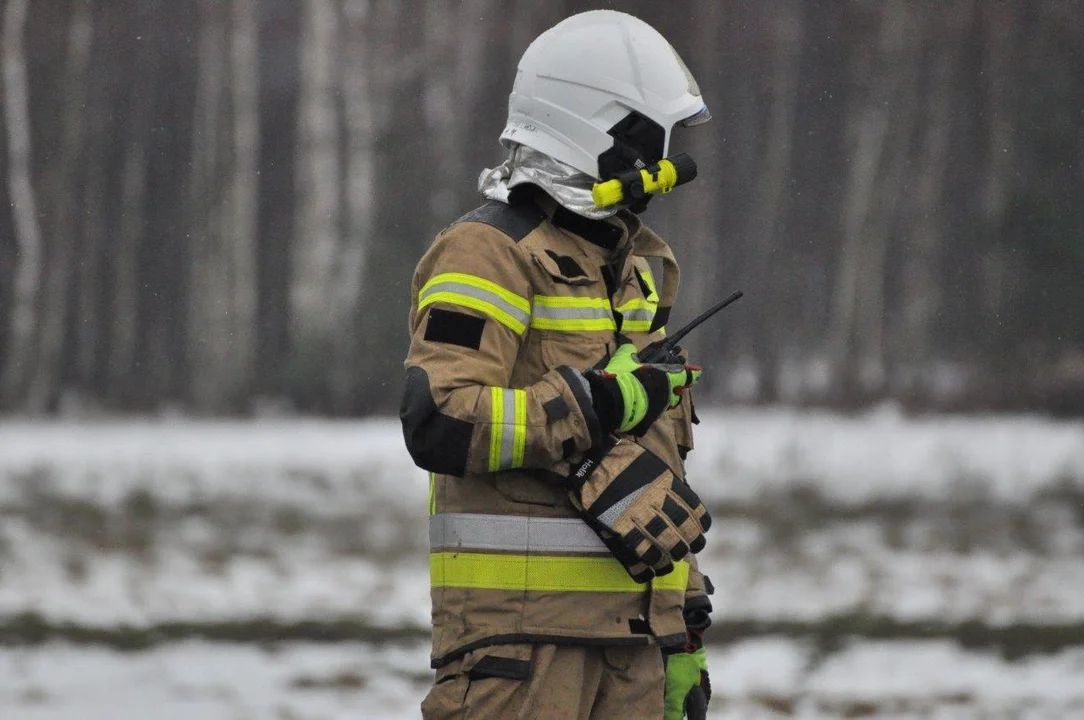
top-left (582, 343), bottom-right (700, 437)
top-left (568, 440), bottom-right (710, 582)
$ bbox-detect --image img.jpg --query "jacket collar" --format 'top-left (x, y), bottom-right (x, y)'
top-left (511, 185), bottom-right (639, 262)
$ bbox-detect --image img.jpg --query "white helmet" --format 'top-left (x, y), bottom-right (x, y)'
top-left (501, 10), bottom-right (710, 181)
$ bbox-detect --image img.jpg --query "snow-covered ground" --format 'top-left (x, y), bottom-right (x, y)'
top-left (2, 409), bottom-right (1082, 628)
top-left (2, 639), bottom-right (1084, 719)
top-left (1, 409), bottom-right (1084, 717)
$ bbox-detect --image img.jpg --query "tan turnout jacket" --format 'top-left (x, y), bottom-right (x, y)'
top-left (402, 189), bottom-right (710, 668)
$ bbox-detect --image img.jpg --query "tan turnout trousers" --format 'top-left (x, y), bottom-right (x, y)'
top-left (421, 643), bottom-right (664, 720)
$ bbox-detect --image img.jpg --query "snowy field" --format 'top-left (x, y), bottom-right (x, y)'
top-left (2, 409), bottom-right (1084, 717)
top-left (3, 639), bottom-right (1084, 719)
top-left (2, 409), bottom-right (1083, 628)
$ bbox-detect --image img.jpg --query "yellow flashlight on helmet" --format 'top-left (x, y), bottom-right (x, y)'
top-left (591, 153), bottom-right (698, 208)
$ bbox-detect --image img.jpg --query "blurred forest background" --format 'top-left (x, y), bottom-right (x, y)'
top-left (1, 0), bottom-right (1082, 417)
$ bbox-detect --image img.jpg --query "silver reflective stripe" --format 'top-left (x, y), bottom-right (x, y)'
top-left (532, 305), bottom-right (613, 322)
top-left (421, 281), bottom-right (531, 329)
top-left (430, 513), bottom-right (610, 553)
top-left (499, 389), bottom-right (517, 468)
top-left (620, 308), bottom-right (654, 323)
top-left (597, 485), bottom-right (648, 529)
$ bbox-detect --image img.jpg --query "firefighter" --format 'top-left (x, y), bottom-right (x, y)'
top-left (401, 10), bottom-right (714, 719)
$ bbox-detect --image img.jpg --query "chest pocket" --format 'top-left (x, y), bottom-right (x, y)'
top-left (529, 249), bottom-right (615, 372)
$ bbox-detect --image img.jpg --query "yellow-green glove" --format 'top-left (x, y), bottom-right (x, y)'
top-left (584, 343), bottom-right (701, 436)
top-left (664, 646), bottom-right (710, 720)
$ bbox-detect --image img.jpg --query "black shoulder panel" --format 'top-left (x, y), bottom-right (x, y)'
top-left (451, 200), bottom-right (546, 243)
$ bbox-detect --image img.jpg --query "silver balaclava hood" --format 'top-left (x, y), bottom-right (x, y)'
top-left (478, 143), bottom-right (619, 220)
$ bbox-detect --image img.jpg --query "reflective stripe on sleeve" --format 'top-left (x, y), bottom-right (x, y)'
top-left (430, 551), bottom-right (689, 592)
top-left (430, 513), bottom-right (610, 553)
top-left (614, 298), bottom-right (656, 333)
top-left (488, 387), bottom-right (527, 471)
top-left (419, 272), bottom-right (531, 335)
top-left (531, 295), bottom-right (616, 332)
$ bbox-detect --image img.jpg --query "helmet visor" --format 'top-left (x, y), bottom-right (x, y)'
top-left (678, 105), bottom-right (712, 128)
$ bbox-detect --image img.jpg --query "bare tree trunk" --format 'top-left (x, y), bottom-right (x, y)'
top-left (334, 0), bottom-right (377, 409)
top-left (26, 0), bottom-right (95, 412)
top-left (861, 14), bottom-right (922, 399)
top-left (826, 3), bottom-right (910, 405)
top-left (976, 1), bottom-right (1018, 381)
top-left (291, 0), bottom-right (343, 406)
top-left (746, 0), bottom-right (803, 403)
top-left (0, 0), bottom-right (42, 410)
top-left (111, 106), bottom-right (151, 400)
top-left (75, 7), bottom-right (112, 392)
top-left (186, 0), bottom-right (230, 411)
top-left (224, 0), bottom-right (260, 406)
top-left (897, 4), bottom-right (969, 401)
top-left (423, 0), bottom-right (494, 221)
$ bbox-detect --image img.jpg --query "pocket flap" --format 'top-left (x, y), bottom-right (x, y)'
top-left (531, 249), bottom-right (598, 286)
top-left (467, 655), bottom-right (532, 681)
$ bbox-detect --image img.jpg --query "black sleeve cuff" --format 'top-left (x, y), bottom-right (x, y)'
top-left (557, 365), bottom-right (603, 450)
top-left (683, 593), bottom-right (713, 634)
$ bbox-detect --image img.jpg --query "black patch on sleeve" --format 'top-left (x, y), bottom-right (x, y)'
top-left (400, 367), bottom-right (472, 476)
top-left (543, 396), bottom-right (570, 421)
top-left (561, 438), bottom-right (577, 459)
top-left (424, 307), bottom-right (485, 350)
top-left (467, 655), bottom-right (531, 681)
top-left (544, 250), bottom-right (587, 279)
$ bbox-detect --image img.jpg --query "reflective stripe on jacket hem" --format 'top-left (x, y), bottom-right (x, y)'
top-left (430, 550), bottom-right (690, 592)
top-left (430, 513), bottom-right (609, 553)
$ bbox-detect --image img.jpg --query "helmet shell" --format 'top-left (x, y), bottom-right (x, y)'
top-left (501, 10), bottom-right (708, 180)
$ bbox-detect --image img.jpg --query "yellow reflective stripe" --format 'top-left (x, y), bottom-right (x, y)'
top-left (531, 295), bottom-right (616, 332)
top-left (532, 317), bottom-right (616, 331)
top-left (428, 472), bottom-right (437, 515)
top-left (489, 387), bottom-right (526, 471)
top-left (489, 387), bottom-right (504, 472)
top-left (419, 272), bottom-right (531, 335)
top-left (512, 389), bottom-right (526, 468)
top-left (615, 297), bottom-right (657, 333)
top-left (430, 552), bottom-right (689, 592)
top-left (421, 272), bottom-right (530, 313)
top-left (533, 295), bottom-right (611, 309)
